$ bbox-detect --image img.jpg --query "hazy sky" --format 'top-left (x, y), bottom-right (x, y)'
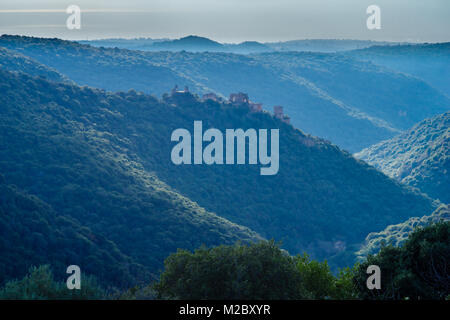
top-left (0, 0), bottom-right (448, 42)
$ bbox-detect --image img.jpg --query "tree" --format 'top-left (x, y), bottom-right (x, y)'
top-left (353, 222), bottom-right (450, 300)
top-left (295, 253), bottom-right (335, 299)
top-left (403, 221), bottom-right (450, 299)
top-left (333, 267), bottom-right (359, 300)
top-left (154, 241), bottom-right (310, 299)
top-left (0, 265), bottom-right (105, 300)
top-left (295, 254), bottom-right (359, 300)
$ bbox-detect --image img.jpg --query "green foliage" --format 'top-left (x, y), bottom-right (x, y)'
top-left (348, 43), bottom-right (450, 96)
top-left (356, 112), bottom-right (449, 203)
top-left (358, 204), bottom-right (449, 259)
top-left (295, 253), bottom-right (335, 299)
top-left (333, 267), bottom-right (359, 300)
top-left (0, 63), bottom-right (437, 283)
top-left (1, 35), bottom-right (448, 152)
top-left (0, 265), bottom-right (105, 300)
top-left (154, 241), bottom-right (310, 300)
top-left (115, 285), bottom-right (156, 300)
top-left (0, 35), bottom-right (201, 98)
top-left (153, 224), bottom-right (448, 301)
top-left (0, 68), bottom-right (261, 289)
top-left (0, 47), bottom-right (68, 83)
top-left (0, 181), bottom-right (147, 289)
top-left (0, 36), bottom-right (446, 298)
top-left (353, 222), bottom-right (450, 300)
top-left (403, 221), bottom-right (450, 298)
top-left (154, 241), bottom-right (362, 300)
top-left (294, 254), bottom-right (358, 300)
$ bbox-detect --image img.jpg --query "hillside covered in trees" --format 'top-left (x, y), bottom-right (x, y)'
top-left (0, 46), bottom-right (69, 83)
top-left (0, 178), bottom-right (148, 289)
top-left (357, 204), bottom-right (450, 260)
top-left (348, 43), bottom-right (450, 97)
top-left (1, 35), bottom-right (448, 152)
top-left (356, 112), bottom-right (449, 204)
top-left (0, 36), bottom-right (448, 299)
top-left (0, 59), bottom-right (438, 281)
top-left (0, 68), bottom-right (263, 287)
top-left (2, 221), bottom-right (448, 300)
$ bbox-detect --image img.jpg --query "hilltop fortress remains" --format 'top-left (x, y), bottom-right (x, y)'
top-left (170, 86), bottom-right (290, 124)
top-left (225, 92), bottom-right (290, 124)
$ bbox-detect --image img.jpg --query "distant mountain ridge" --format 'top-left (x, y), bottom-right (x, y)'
top-left (130, 35), bottom-right (274, 54)
top-left (356, 112), bottom-right (450, 204)
top-left (347, 43), bottom-right (450, 96)
top-left (2, 35), bottom-right (448, 152)
top-left (267, 39), bottom-right (403, 53)
top-left (81, 36), bottom-right (400, 54)
top-left (152, 35), bottom-right (224, 51)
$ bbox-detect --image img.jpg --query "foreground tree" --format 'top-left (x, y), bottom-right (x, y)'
top-left (295, 253), bottom-right (335, 299)
top-left (353, 222), bottom-right (450, 300)
top-left (154, 241), bottom-right (311, 299)
top-left (295, 254), bottom-right (358, 300)
top-left (0, 265), bottom-right (105, 300)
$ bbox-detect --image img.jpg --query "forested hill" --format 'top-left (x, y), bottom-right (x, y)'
top-left (0, 64), bottom-right (437, 271)
top-left (0, 46), bottom-right (69, 83)
top-left (81, 37), bottom-right (394, 53)
top-left (347, 43), bottom-right (450, 97)
top-left (1, 35), bottom-right (448, 152)
top-left (356, 112), bottom-right (450, 204)
top-left (357, 204), bottom-right (450, 259)
top-left (0, 178), bottom-right (149, 288)
top-left (0, 35), bottom-right (205, 96)
top-left (0, 69), bottom-right (262, 287)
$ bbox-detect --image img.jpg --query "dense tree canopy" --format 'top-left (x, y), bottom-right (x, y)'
top-left (0, 265), bottom-right (105, 300)
top-left (1, 223), bottom-right (448, 300)
top-left (0, 64), bottom-right (438, 282)
top-left (155, 241), bottom-right (311, 300)
top-left (154, 241), bottom-right (359, 300)
top-left (353, 222), bottom-right (450, 300)
top-left (356, 112), bottom-right (450, 203)
top-left (1, 35), bottom-right (448, 152)
top-left (0, 37), bottom-right (447, 298)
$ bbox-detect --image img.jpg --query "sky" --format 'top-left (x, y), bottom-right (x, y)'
top-left (0, 0), bottom-right (449, 43)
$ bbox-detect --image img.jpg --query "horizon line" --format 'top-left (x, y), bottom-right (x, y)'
top-left (2, 33), bottom-right (448, 45)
